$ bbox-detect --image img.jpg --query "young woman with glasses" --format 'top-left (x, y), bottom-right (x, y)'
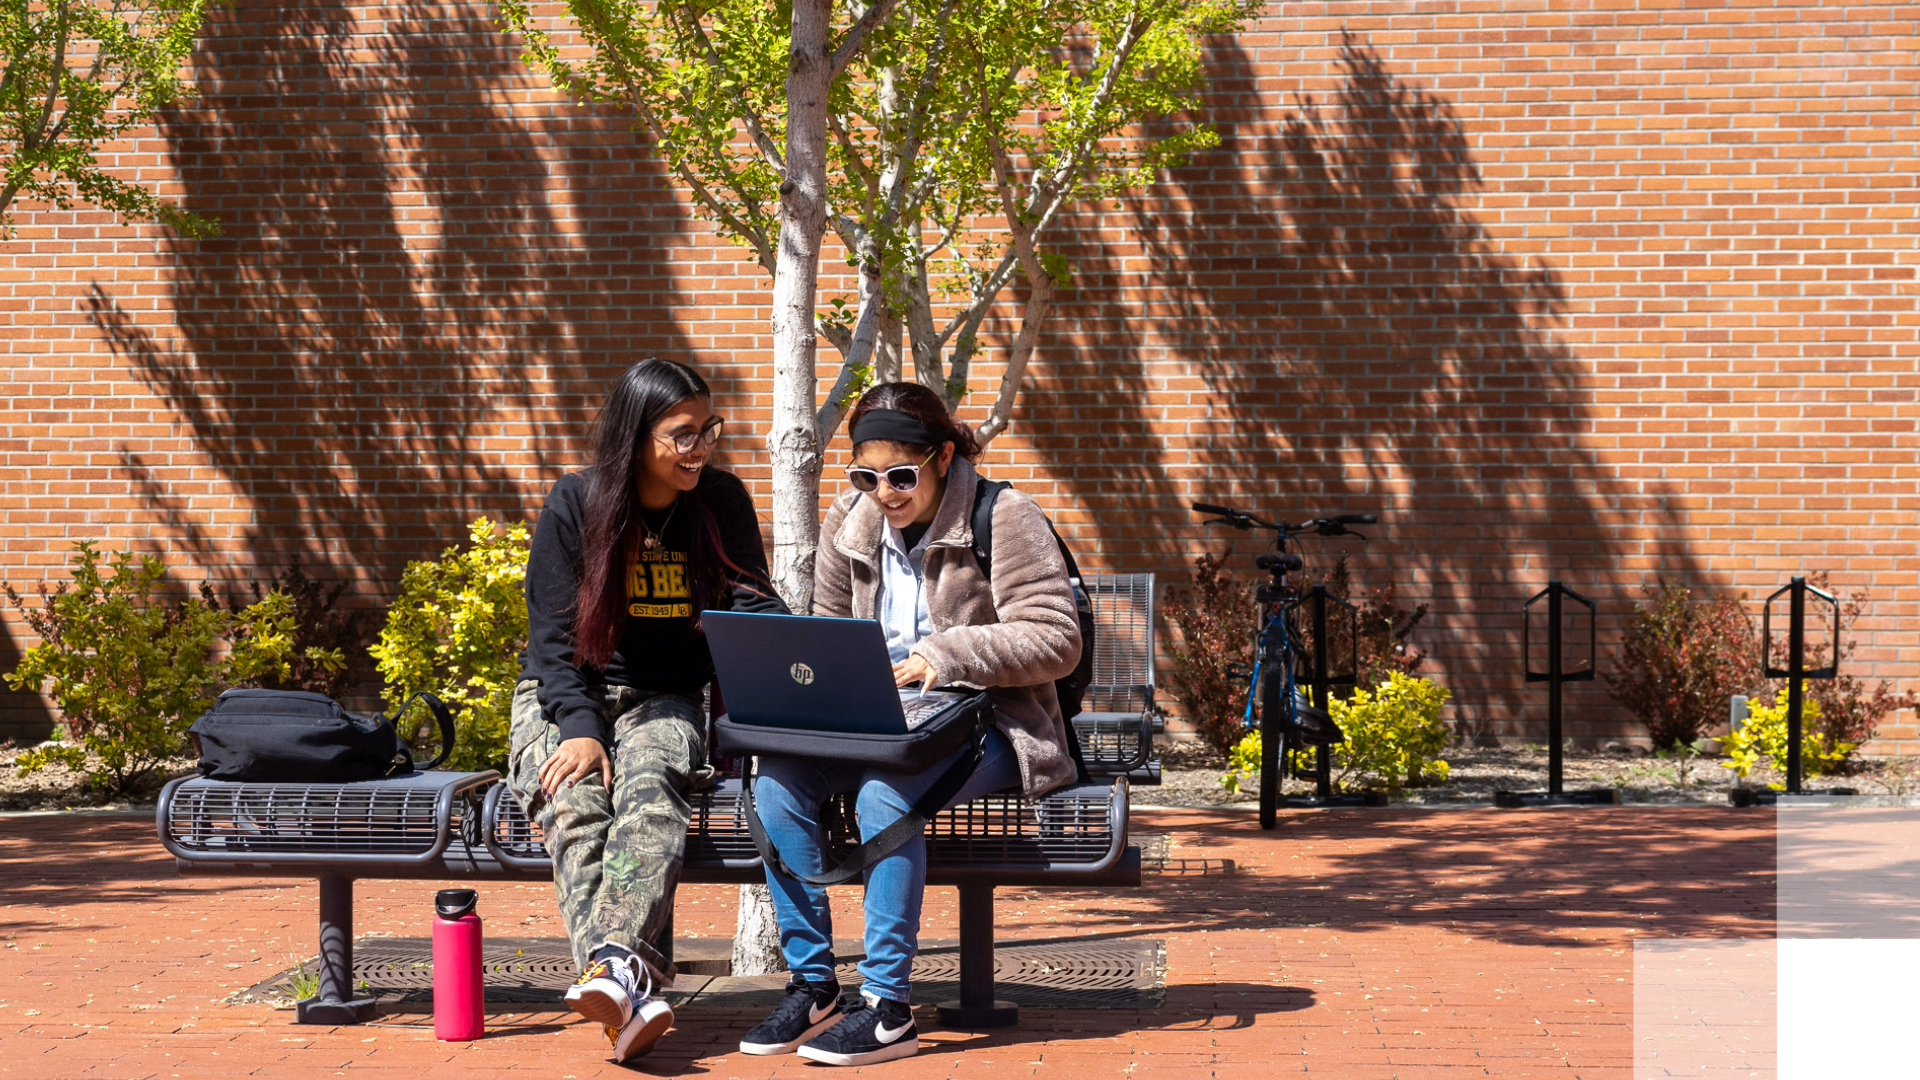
top-left (738, 380), bottom-right (1082, 1066)
top-left (509, 358), bottom-right (786, 1062)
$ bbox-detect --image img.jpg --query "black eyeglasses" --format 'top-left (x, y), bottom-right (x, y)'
top-left (650, 416), bottom-right (724, 455)
top-left (846, 450), bottom-right (938, 493)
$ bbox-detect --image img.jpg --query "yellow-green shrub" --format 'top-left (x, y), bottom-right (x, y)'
top-left (1326, 672), bottom-right (1453, 791)
top-left (1221, 672), bottom-right (1452, 795)
top-left (1728, 686), bottom-right (1849, 789)
top-left (370, 520), bottom-right (530, 772)
top-left (4, 542), bottom-right (342, 796)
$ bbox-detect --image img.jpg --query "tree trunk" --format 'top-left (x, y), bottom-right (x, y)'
top-left (765, 0), bottom-right (834, 618)
top-left (873, 304), bottom-right (905, 384)
top-left (737, 0), bottom-right (836, 980)
top-left (730, 882), bottom-right (785, 978)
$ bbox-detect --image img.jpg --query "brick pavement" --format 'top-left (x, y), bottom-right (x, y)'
top-left (0, 807), bottom-right (1774, 1078)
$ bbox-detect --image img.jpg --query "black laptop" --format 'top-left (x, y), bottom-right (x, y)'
top-left (703, 611), bottom-right (974, 733)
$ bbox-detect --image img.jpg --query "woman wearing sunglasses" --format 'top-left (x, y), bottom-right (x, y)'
top-left (509, 358), bottom-right (786, 1063)
top-left (739, 381), bottom-right (1081, 1066)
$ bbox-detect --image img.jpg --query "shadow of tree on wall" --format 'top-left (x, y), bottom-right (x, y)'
top-left (1038, 35), bottom-right (1703, 741)
top-left (0, 619), bottom-right (54, 743)
top-left (87, 0), bottom-right (699, 597)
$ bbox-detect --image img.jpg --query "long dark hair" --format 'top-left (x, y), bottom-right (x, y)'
top-left (845, 381), bottom-right (981, 461)
top-left (572, 359), bottom-right (739, 670)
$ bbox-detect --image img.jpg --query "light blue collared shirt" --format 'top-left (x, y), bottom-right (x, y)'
top-left (876, 524), bottom-right (934, 664)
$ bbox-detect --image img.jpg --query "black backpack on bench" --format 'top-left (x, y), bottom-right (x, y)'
top-left (189, 689), bottom-right (456, 783)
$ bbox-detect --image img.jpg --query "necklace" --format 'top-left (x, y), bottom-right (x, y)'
top-left (639, 499), bottom-right (678, 552)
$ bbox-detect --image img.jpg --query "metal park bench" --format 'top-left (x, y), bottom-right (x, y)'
top-left (1073, 573), bottom-right (1160, 784)
top-left (157, 763), bottom-right (1136, 1030)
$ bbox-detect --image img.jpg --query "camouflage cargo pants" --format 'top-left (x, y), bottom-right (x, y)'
top-left (507, 679), bottom-right (707, 980)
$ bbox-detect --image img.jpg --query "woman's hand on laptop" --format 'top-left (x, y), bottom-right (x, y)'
top-left (892, 654), bottom-right (938, 695)
top-left (540, 737), bottom-right (613, 795)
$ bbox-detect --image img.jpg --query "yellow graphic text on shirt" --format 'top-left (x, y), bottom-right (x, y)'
top-left (627, 548), bottom-right (692, 619)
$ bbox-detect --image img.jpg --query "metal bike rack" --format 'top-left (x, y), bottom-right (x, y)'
top-left (1273, 585), bottom-right (1373, 816)
top-left (1735, 576), bottom-right (1842, 801)
top-left (1495, 581), bottom-right (1619, 808)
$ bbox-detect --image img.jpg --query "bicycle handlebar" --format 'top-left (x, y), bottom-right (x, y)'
top-left (1191, 501), bottom-right (1379, 536)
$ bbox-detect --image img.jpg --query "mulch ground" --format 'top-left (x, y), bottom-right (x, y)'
top-left (0, 804), bottom-right (1774, 1079)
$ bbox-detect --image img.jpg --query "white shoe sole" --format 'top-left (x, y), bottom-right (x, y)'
top-left (610, 999), bottom-right (674, 1062)
top-left (564, 980), bottom-right (632, 1028)
top-left (738, 1009), bottom-right (844, 1056)
top-left (797, 1036), bottom-right (919, 1066)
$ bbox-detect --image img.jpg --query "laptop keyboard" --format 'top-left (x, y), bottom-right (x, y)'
top-left (900, 694), bottom-right (960, 729)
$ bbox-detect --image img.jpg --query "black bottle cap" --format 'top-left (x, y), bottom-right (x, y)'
top-left (435, 888), bottom-right (478, 920)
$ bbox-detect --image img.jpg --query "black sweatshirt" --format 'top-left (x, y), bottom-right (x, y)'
top-left (521, 467), bottom-right (788, 744)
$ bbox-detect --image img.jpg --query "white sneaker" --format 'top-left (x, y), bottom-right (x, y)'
top-left (607, 991), bottom-right (674, 1063)
top-left (564, 951), bottom-right (641, 1028)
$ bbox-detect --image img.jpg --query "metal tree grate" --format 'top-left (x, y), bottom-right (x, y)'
top-left (239, 937), bottom-right (588, 1007)
top-left (241, 935), bottom-right (1165, 1011)
top-left (881, 938), bottom-right (1165, 1009)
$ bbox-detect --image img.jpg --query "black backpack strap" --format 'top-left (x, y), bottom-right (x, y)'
top-left (972, 476), bottom-right (1083, 584)
top-left (386, 692), bottom-right (456, 772)
top-left (742, 724), bottom-right (987, 887)
top-left (970, 478), bottom-right (1007, 581)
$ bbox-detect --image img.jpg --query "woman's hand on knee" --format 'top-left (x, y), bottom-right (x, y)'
top-left (539, 737), bottom-right (612, 795)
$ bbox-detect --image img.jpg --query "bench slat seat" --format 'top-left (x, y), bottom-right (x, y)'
top-left (484, 780), bottom-right (764, 875)
top-left (157, 769), bottom-right (1136, 1030)
top-left (160, 770), bottom-right (498, 868)
top-left (489, 778), bottom-right (1130, 881)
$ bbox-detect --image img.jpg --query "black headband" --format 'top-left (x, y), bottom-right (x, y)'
top-left (850, 408), bottom-right (939, 446)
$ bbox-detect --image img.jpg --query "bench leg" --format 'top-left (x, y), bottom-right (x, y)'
top-left (295, 873), bottom-right (377, 1025)
top-left (934, 882), bottom-right (1017, 1029)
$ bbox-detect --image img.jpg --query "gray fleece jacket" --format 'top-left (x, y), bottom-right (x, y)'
top-left (812, 456), bottom-right (1082, 799)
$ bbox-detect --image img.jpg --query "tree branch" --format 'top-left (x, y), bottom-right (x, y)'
top-left (829, 109), bottom-right (881, 215)
top-left (24, 0), bottom-right (74, 155)
top-left (601, 56), bottom-right (776, 273)
top-left (934, 11), bottom-right (1148, 353)
top-left (669, 3), bottom-right (787, 175)
top-left (974, 127), bottom-right (1057, 445)
top-left (1021, 12), bottom-right (1147, 232)
top-left (901, 250), bottom-right (946, 392)
top-left (828, 0), bottom-right (903, 81)
top-left (816, 261), bottom-right (885, 442)
top-left (876, 0), bottom-right (957, 229)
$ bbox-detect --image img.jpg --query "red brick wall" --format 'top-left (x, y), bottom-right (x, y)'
top-left (4, 0), bottom-right (1916, 751)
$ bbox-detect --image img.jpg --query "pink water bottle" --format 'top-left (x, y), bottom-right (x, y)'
top-left (432, 888), bottom-right (485, 1041)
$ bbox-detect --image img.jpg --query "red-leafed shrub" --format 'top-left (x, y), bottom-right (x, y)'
top-left (1306, 552), bottom-right (1428, 688)
top-left (1609, 579), bottom-right (1762, 750)
top-left (1163, 552), bottom-right (1257, 756)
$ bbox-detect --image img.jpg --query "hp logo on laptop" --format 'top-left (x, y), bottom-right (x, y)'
top-left (789, 663), bottom-right (815, 685)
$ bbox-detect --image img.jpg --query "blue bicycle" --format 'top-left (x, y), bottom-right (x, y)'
top-left (1192, 503), bottom-right (1376, 828)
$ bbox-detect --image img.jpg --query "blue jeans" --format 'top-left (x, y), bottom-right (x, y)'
top-left (754, 728), bottom-right (1020, 1003)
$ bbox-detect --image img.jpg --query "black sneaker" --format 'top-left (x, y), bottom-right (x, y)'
top-left (738, 978), bottom-right (843, 1056)
top-left (796, 993), bottom-right (917, 1066)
